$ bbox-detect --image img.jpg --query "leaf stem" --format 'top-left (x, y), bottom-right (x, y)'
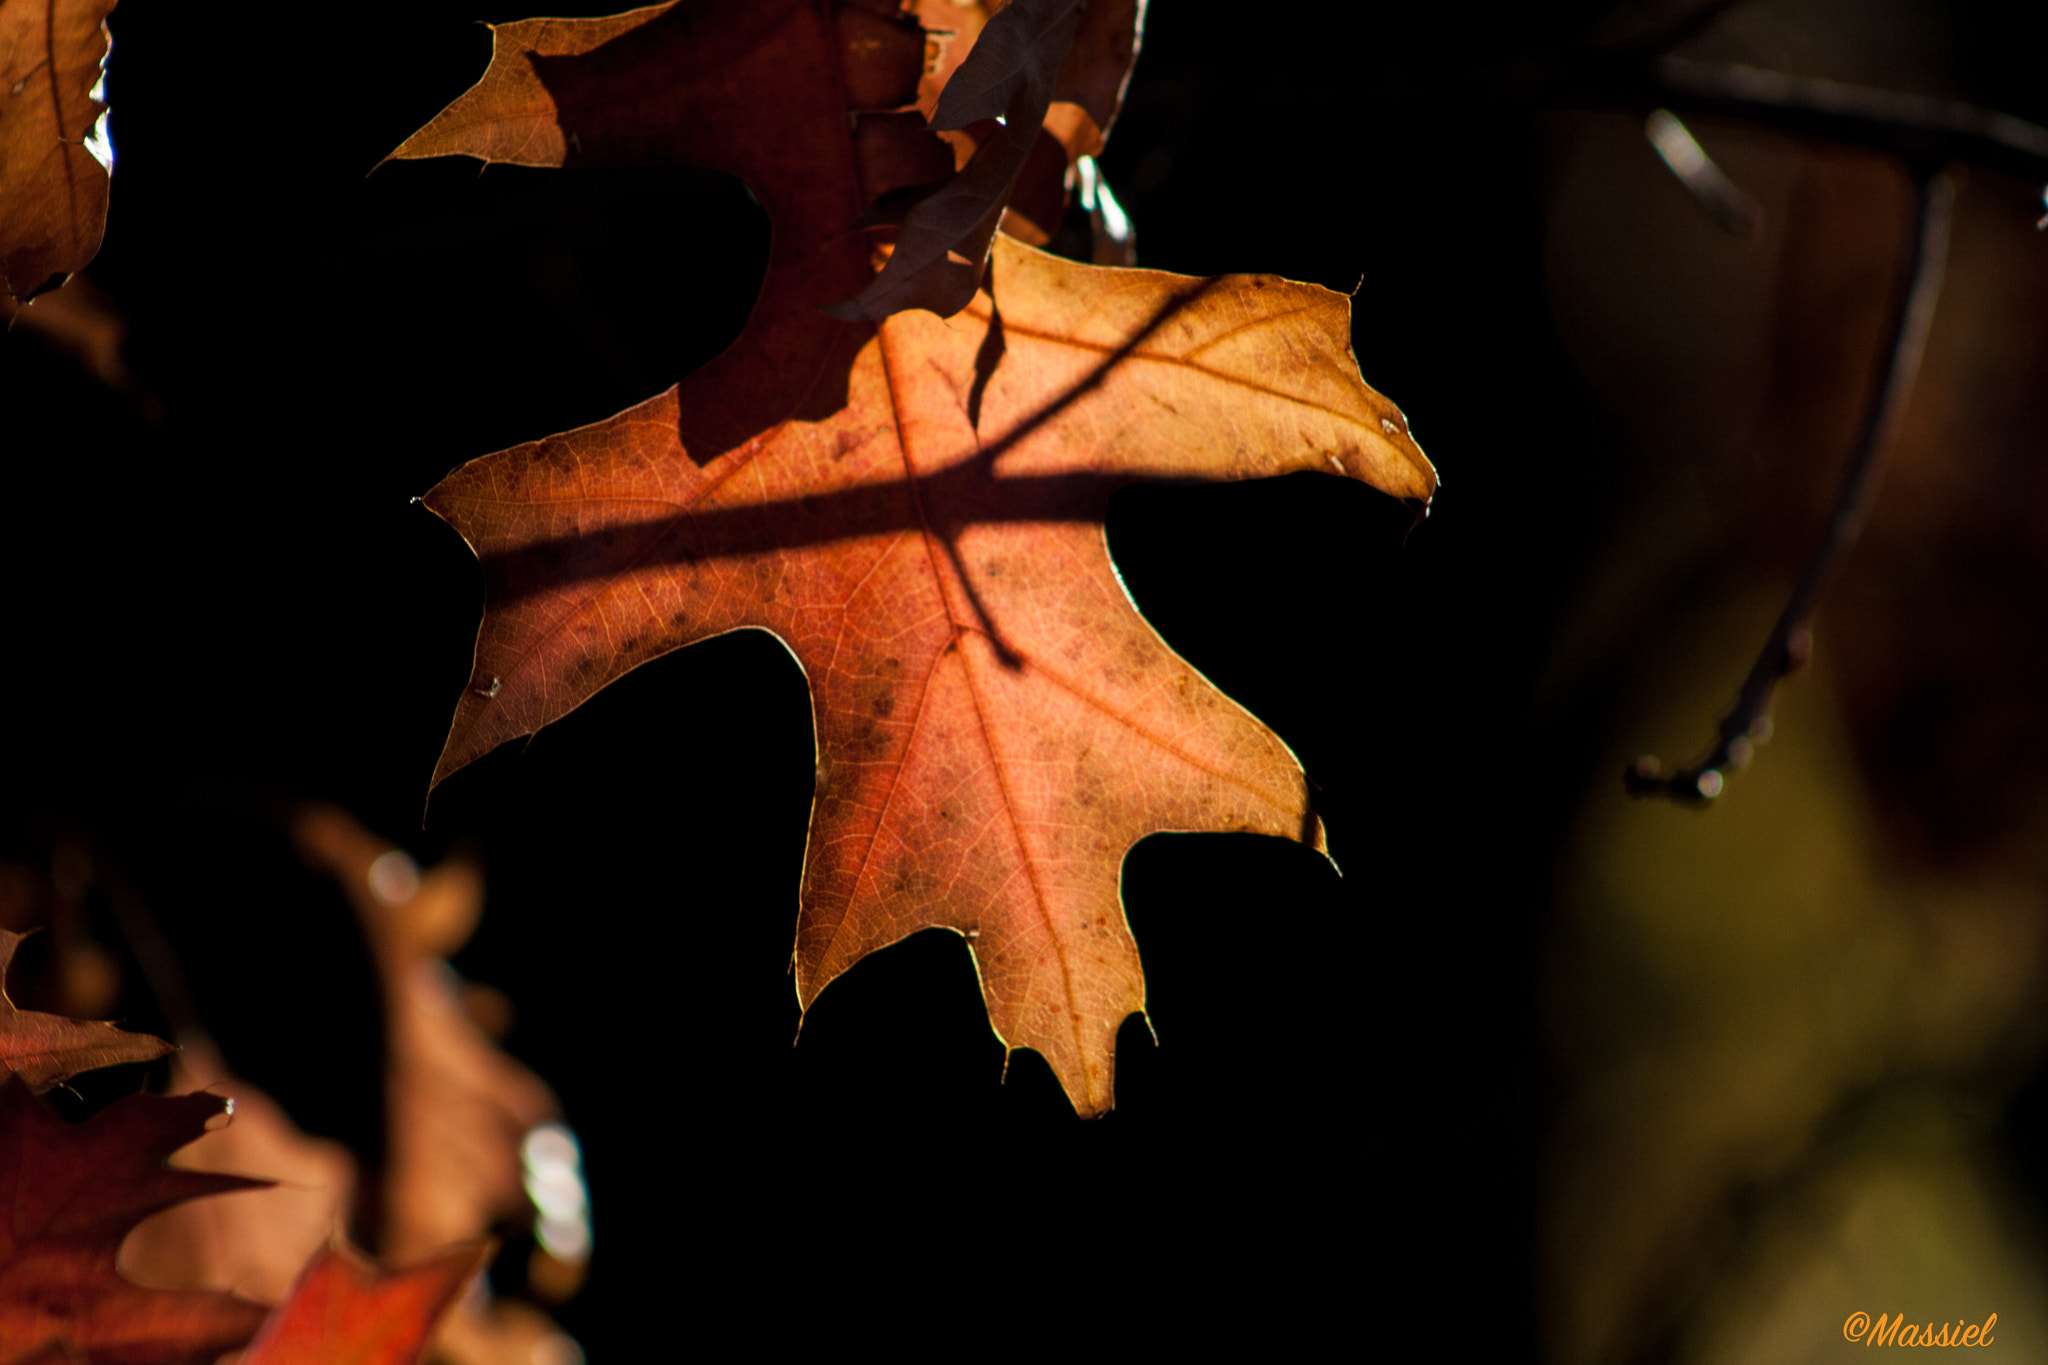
top-left (1626, 164), bottom-right (1958, 804)
top-left (1636, 60), bottom-right (2048, 184)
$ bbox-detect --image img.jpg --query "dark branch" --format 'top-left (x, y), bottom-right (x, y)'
top-left (1385, 5), bottom-right (2048, 190)
top-left (1636, 59), bottom-right (2048, 183)
top-left (1644, 108), bottom-right (1760, 235)
top-left (456, 278), bottom-right (1238, 607)
top-left (1626, 166), bottom-right (1958, 804)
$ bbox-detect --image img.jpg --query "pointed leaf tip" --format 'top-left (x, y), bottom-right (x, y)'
top-left (243, 1240), bottom-right (494, 1365)
top-left (0, 928), bottom-right (176, 1092)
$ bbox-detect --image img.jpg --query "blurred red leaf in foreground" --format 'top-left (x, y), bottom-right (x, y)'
top-left (398, 0), bottom-right (1434, 1114)
top-left (0, 0), bottom-right (116, 321)
top-left (0, 818), bottom-right (569, 1363)
top-left (240, 1241), bottom-right (492, 1365)
top-left (0, 1079), bottom-right (270, 1365)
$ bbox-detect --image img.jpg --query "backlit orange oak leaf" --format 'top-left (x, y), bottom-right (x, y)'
top-left (0, 0), bottom-right (116, 322)
top-left (397, 2), bottom-right (1435, 1113)
top-left (0, 1077), bottom-right (270, 1365)
top-left (239, 1241), bottom-right (492, 1365)
top-left (0, 929), bottom-right (172, 1093)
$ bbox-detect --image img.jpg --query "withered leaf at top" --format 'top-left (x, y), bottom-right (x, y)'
top-left (0, 0), bottom-right (117, 322)
top-left (928, 0), bottom-right (1080, 129)
top-left (397, 2), bottom-right (1435, 1114)
top-left (0, 929), bottom-right (173, 1093)
top-left (391, 1), bottom-right (899, 465)
top-left (1045, 0), bottom-right (1144, 156)
top-left (832, 0), bottom-right (1094, 319)
top-left (931, 0), bottom-right (1152, 150)
top-left (835, 0), bottom-right (1148, 318)
top-left (0, 1078), bottom-right (272, 1364)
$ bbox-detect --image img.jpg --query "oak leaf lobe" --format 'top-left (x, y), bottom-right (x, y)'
top-left (240, 1240), bottom-right (493, 1365)
top-left (0, 1078), bottom-right (271, 1365)
top-left (0, 928), bottom-right (172, 1093)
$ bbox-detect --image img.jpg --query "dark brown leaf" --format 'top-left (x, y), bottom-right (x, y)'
top-left (0, 1077), bottom-right (270, 1365)
top-left (831, 0), bottom-right (1101, 318)
top-left (0, 0), bottom-right (116, 322)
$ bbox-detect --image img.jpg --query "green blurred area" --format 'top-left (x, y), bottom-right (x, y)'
top-left (1551, 596), bottom-right (2048, 1362)
top-left (1537, 3), bottom-right (2048, 1358)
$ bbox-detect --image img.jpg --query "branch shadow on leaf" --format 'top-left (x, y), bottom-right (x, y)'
top-left (460, 277), bottom-right (1232, 610)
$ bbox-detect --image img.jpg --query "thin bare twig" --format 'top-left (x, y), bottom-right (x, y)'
top-left (1643, 60), bottom-right (2048, 183)
top-left (1644, 108), bottom-right (1761, 234)
top-left (1439, 0), bottom-right (2048, 185)
top-left (1626, 165), bottom-right (1958, 804)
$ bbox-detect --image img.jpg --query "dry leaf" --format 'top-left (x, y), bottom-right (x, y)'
top-left (292, 807), bottom-right (579, 1364)
top-left (0, 0), bottom-right (116, 322)
top-left (0, 928), bottom-right (171, 1093)
top-left (429, 1297), bottom-right (584, 1365)
top-left (294, 807), bottom-right (559, 1263)
top-left (834, 0), bottom-right (1096, 317)
top-left (1045, 0), bottom-right (1142, 156)
top-left (0, 1077), bottom-right (270, 1364)
top-left (395, 1), bottom-right (1433, 1114)
top-left (118, 1038), bottom-right (358, 1308)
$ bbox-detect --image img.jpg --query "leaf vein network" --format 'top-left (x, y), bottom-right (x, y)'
top-left (876, 324), bottom-right (1084, 1064)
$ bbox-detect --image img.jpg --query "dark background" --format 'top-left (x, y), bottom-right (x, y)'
top-left (5, 1), bottom-right (2044, 1356)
